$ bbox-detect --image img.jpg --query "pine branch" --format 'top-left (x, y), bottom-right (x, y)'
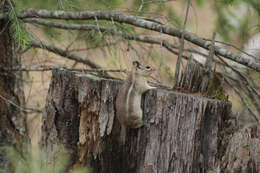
top-left (7, 0), bottom-right (30, 49)
top-left (10, 8), bottom-right (259, 72)
top-left (3, 66), bottom-right (127, 73)
top-left (22, 18), bottom-right (202, 64)
top-left (25, 18), bottom-right (248, 86)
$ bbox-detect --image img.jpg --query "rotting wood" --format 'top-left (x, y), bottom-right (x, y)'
top-left (41, 70), bottom-right (235, 173)
top-left (220, 127), bottom-right (260, 172)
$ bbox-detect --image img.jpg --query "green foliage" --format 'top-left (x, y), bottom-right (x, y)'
top-left (79, 0), bottom-right (126, 9)
top-left (13, 0), bottom-right (77, 10)
top-left (57, 0), bottom-right (77, 10)
top-left (195, 0), bottom-right (205, 7)
top-left (85, 31), bottom-right (104, 47)
top-left (203, 73), bottom-right (228, 101)
top-left (213, 0), bottom-right (260, 43)
top-left (215, 10), bottom-right (235, 42)
top-left (133, 0), bottom-right (150, 13)
top-left (13, 0), bottom-right (57, 10)
top-left (181, 0), bottom-right (205, 7)
top-left (117, 23), bottom-right (135, 35)
top-left (238, 14), bottom-right (251, 44)
top-left (13, 0), bottom-right (126, 10)
top-left (217, 0), bottom-right (238, 6)
top-left (5, 145), bottom-right (89, 173)
top-left (9, 8), bottom-right (31, 50)
top-left (167, 7), bottom-right (182, 28)
top-left (247, 0), bottom-right (260, 17)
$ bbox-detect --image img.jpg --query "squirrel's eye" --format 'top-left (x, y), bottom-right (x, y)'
top-left (145, 66), bottom-right (151, 70)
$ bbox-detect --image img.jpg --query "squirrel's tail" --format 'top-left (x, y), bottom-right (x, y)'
top-left (120, 125), bottom-right (126, 145)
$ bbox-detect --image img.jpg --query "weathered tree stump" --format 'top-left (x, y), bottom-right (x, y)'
top-left (179, 59), bottom-right (208, 93)
top-left (41, 70), bottom-right (234, 173)
top-left (220, 126), bottom-right (260, 172)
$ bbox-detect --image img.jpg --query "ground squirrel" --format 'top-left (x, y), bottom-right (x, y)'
top-left (116, 61), bottom-right (155, 144)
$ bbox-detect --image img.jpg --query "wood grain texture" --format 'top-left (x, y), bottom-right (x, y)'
top-left (41, 70), bottom-right (235, 173)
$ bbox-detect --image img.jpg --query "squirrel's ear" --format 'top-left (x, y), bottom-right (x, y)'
top-left (133, 61), bottom-right (140, 68)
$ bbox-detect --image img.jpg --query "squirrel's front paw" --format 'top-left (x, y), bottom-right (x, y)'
top-left (148, 86), bottom-right (156, 90)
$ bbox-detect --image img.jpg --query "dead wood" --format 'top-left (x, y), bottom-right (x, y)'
top-left (41, 70), bottom-right (238, 173)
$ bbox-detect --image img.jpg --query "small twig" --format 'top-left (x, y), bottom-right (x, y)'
top-left (94, 16), bottom-right (103, 37)
top-left (224, 72), bottom-right (260, 114)
top-left (138, 0), bottom-right (144, 13)
top-left (0, 94), bottom-right (42, 113)
top-left (30, 38), bottom-right (101, 69)
top-left (173, 0), bottom-right (191, 87)
top-left (65, 32), bottom-right (82, 51)
top-left (224, 77), bottom-right (259, 122)
top-left (217, 55), bottom-right (260, 99)
top-left (205, 32), bottom-right (216, 71)
top-left (3, 66), bottom-right (127, 73)
top-left (217, 55), bottom-right (260, 114)
top-left (57, 0), bottom-right (64, 10)
top-left (204, 38), bottom-right (259, 61)
top-left (143, 0), bottom-right (175, 4)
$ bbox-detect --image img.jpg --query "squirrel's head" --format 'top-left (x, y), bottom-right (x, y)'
top-left (132, 61), bottom-right (154, 77)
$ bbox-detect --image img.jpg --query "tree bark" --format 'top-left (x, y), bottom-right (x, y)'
top-left (0, 1), bottom-right (27, 172)
top-left (41, 70), bottom-right (238, 173)
top-left (220, 127), bottom-right (260, 172)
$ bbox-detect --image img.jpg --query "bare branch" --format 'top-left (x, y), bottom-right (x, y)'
top-left (217, 55), bottom-right (260, 99)
top-left (224, 77), bottom-right (259, 122)
top-left (223, 70), bottom-right (260, 114)
top-left (4, 66), bottom-right (127, 73)
top-left (30, 39), bottom-right (101, 69)
top-left (206, 32), bottom-right (216, 71)
top-left (174, 0), bottom-right (191, 87)
top-left (0, 94), bottom-right (42, 113)
top-left (22, 19), bottom-right (243, 89)
top-left (23, 18), bottom-right (114, 32)
top-left (205, 39), bottom-right (259, 61)
top-left (143, 0), bottom-right (176, 4)
top-left (23, 18), bottom-right (198, 65)
top-left (15, 8), bottom-right (260, 72)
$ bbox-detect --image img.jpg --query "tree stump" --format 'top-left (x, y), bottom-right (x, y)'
top-left (41, 70), bottom-right (233, 173)
top-left (220, 126), bottom-right (260, 172)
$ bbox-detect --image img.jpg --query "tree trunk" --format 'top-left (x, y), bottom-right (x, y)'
top-left (41, 70), bottom-right (239, 173)
top-left (0, 1), bottom-right (27, 172)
